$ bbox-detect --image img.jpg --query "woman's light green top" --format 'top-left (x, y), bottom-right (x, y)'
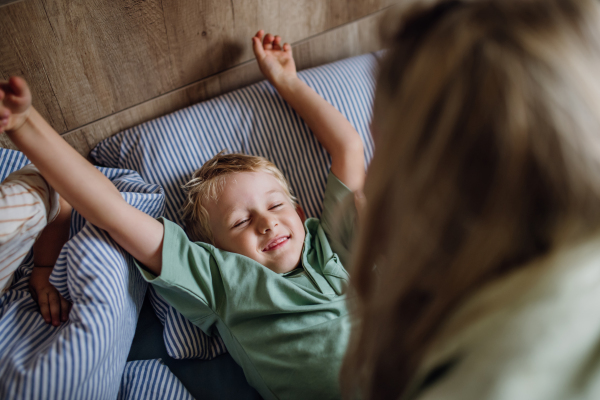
top-left (405, 231), bottom-right (600, 400)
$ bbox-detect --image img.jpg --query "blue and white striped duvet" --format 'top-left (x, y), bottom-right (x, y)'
top-left (0, 52), bottom-right (378, 398)
top-left (117, 359), bottom-right (193, 400)
top-left (0, 151), bottom-right (180, 399)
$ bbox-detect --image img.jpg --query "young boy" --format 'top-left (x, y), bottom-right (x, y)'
top-left (0, 30), bottom-right (365, 399)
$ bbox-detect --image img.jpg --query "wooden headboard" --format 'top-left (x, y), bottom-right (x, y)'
top-left (0, 0), bottom-right (391, 156)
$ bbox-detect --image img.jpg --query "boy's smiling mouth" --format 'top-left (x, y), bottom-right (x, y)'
top-left (262, 235), bottom-right (291, 252)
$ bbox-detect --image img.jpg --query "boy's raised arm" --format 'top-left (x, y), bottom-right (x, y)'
top-left (0, 77), bottom-right (164, 275)
top-left (252, 30), bottom-right (365, 193)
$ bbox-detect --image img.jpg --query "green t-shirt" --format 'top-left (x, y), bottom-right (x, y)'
top-left (136, 172), bottom-right (356, 400)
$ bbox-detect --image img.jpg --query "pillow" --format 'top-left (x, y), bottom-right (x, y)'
top-left (0, 149), bottom-right (29, 181)
top-left (117, 359), bottom-right (193, 400)
top-left (0, 148), bottom-right (165, 400)
top-left (91, 52), bottom-right (378, 359)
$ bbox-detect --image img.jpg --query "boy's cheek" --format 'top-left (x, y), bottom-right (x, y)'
top-left (234, 235), bottom-right (260, 258)
top-left (214, 235), bottom-right (242, 256)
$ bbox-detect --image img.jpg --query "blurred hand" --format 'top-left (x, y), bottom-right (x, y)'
top-left (252, 30), bottom-right (297, 87)
top-left (0, 76), bottom-right (32, 134)
top-left (29, 266), bottom-right (71, 326)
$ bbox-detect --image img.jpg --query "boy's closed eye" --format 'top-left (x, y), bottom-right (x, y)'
top-left (233, 218), bottom-right (249, 228)
top-left (232, 203), bottom-right (285, 229)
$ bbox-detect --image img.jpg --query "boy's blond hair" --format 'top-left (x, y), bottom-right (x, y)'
top-left (181, 152), bottom-right (297, 244)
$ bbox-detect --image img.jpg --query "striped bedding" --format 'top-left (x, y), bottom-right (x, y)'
top-left (117, 359), bottom-right (193, 400)
top-left (0, 150), bottom-right (178, 399)
top-left (0, 52), bottom-right (378, 398)
top-left (91, 52), bottom-right (379, 360)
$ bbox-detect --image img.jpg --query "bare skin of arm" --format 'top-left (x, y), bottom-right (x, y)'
top-left (251, 30), bottom-right (366, 193)
top-left (29, 196), bottom-right (73, 326)
top-left (0, 78), bottom-right (165, 276)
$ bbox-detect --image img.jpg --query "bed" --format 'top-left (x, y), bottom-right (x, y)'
top-left (0, 52), bottom-right (379, 399)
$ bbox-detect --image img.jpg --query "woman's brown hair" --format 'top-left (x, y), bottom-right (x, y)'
top-left (341, 0), bottom-right (600, 398)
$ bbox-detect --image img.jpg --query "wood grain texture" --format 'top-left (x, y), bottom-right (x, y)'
top-left (0, 0), bottom-right (393, 136)
top-left (0, 9), bottom-right (389, 156)
top-left (0, 0), bottom-right (23, 9)
top-left (0, 1), bottom-right (68, 132)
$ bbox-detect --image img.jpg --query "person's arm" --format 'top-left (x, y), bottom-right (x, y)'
top-left (0, 77), bottom-right (164, 275)
top-left (29, 196), bottom-right (72, 326)
top-left (251, 30), bottom-right (365, 192)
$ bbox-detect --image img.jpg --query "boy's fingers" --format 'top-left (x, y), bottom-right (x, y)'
top-left (252, 37), bottom-right (266, 59)
top-left (263, 33), bottom-right (274, 50)
top-left (8, 76), bottom-right (28, 97)
top-left (29, 285), bottom-right (38, 301)
top-left (48, 291), bottom-right (60, 326)
top-left (38, 293), bottom-right (51, 324)
top-left (60, 296), bottom-right (71, 322)
top-left (0, 84), bottom-right (11, 100)
top-left (6, 93), bottom-right (23, 106)
top-left (4, 92), bottom-right (30, 114)
top-left (273, 36), bottom-right (282, 50)
top-left (283, 43), bottom-right (292, 53)
top-left (254, 29), bottom-right (264, 41)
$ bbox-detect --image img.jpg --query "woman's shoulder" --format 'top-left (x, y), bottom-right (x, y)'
top-left (410, 232), bottom-right (600, 400)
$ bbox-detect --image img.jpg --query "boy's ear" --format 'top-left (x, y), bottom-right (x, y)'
top-left (295, 205), bottom-right (306, 222)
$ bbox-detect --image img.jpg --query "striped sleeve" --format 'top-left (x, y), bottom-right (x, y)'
top-left (0, 164), bottom-right (60, 292)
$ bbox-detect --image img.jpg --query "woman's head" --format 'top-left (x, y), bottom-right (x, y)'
top-left (343, 0), bottom-right (600, 397)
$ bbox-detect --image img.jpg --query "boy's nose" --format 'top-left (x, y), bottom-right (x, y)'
top-left (258, 215), bottom-right (277, 234)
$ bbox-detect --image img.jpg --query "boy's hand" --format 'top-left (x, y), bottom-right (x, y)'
top-left (0, 77), bottom-right (32, 134)
top-left (29, 266), bottom-right (72, 326)
top-left (30, 195), bottom-right (72, 326)
top-left (252, 31), bottom-right (366, 192)
top-left (252, 30), bottom-right (297, 87)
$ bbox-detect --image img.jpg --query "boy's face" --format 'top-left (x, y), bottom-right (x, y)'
top-left (204, 171), bottom-right (306, 274)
